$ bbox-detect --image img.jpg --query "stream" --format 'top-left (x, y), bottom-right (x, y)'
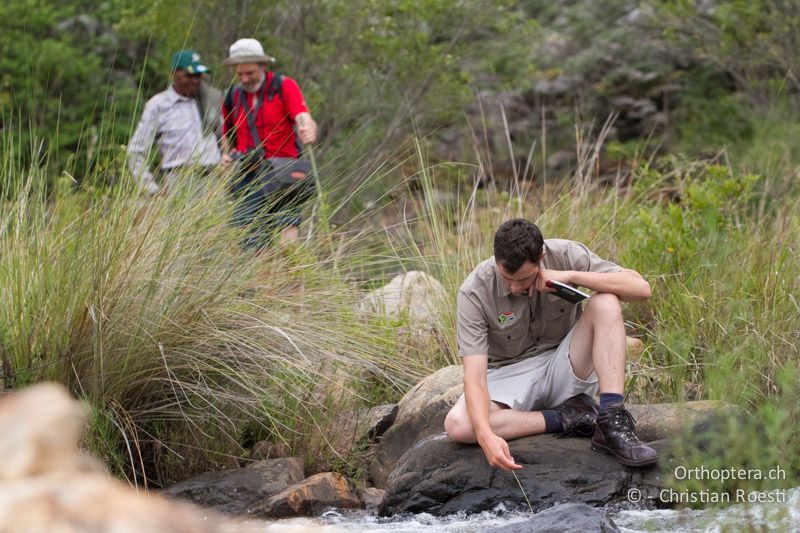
top-left (230, 487), bottom-right (800, 532)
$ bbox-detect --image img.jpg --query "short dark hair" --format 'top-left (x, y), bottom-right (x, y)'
top-left (493, 218), bottom-right (544, 273)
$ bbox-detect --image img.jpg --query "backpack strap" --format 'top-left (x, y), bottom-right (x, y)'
top-left (238, 82), bottom-right (268, 158)
top-left (266, 72), bottom-right (284, 102)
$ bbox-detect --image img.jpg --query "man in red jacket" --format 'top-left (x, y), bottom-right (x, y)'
top-left (221, 38), bottom-right (318, 247)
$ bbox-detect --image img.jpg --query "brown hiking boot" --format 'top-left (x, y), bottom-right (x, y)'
top-left (554, 393), bottom-right (599, 438)
top-left (592, 405), bottom-right (658, 467)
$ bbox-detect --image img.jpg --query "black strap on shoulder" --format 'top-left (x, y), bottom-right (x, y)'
top-left (239, 83), bottom-right (268, 157)
top-left (266, 72), bottom-right (304, 156)
top-left (266, 72), bottom-right (284, 102)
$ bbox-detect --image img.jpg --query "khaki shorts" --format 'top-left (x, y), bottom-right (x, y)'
top-left (483, 325), bottom-right (598, 411)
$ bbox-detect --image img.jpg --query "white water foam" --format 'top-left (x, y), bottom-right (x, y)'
top-left (230, 506), bottom-right (532, 532)
top-left (229, 488), bottom-right (800, 532)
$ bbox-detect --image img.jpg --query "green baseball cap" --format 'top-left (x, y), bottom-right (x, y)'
top-left (170, 50), bottom-right (209, 74)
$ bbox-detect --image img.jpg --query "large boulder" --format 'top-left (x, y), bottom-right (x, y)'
top-left (164, 457), bottom-right (305, 516)
top-left (371, 364), bottom-right (731, 489)
top-left (250, 472), bottom-right (362, 517)
top-left (359, 271), bottom-right (451, 365)
top-left (625, 401), bottom-right (736, 443)
top-left (358, 271), bottom-right (448, 326)
top-left (379, 432), bottom-right (667, 516)
top-left (486, 502), bottom-right (620, 532)
top-left (0, 383), bottom-right (229, 532)
top-left (369, 365), bottom-right (464, 487)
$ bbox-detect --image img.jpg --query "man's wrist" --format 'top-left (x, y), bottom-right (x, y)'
top-left (475, 427), bottom-right (495, 445)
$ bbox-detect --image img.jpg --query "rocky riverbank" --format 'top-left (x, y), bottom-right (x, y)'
top-left (369, 365), bottom-right (729, 516)
top-left (0, 372), bottom-right (731, 529)
top-left (159, 363), bottom-right (727, 520)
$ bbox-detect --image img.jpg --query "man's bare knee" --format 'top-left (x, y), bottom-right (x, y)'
top-left (444, 406), bottom-right (477, 443)
top-left (584, 292), bottom-right (623, 322)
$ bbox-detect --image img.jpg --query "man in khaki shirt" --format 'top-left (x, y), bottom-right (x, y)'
top-left (444, 218), bottom-right (658, 469)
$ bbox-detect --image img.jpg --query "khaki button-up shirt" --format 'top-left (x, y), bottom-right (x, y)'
top-left (457, 239), bottom-right (622, 368)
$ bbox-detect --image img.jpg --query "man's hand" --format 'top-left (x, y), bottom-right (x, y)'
top-left (477, 432), bottom-right (522, 471)
top-left (295, 112), bottom-right (317, 145)
top-left (142, 180), bottom-right (159, 197)
top-left (220, 153), bottom-right (234, 169)
top-left (529, 268), bottom-right (562, 296)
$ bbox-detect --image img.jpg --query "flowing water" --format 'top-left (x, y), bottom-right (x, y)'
top-left (231, 488), bottom-right (800, 532)
top-left (612, 487), bottom-right (800, 532)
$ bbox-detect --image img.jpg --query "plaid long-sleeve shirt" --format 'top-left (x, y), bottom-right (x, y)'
top-left (127, 86), bottom-right (221, 188)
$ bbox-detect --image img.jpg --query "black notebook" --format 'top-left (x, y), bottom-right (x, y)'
top-left (547, 280), bottom-right (590, 304)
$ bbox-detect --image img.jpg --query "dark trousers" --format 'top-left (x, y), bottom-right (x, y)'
top-left (230, 165), bottom-right (302, 249)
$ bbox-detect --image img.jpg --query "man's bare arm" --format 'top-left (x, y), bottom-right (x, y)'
top-left (463, 355), bottom-right (521, 471)
top-left (534, 268), bottom-right (651, 302)
top-left (295, 112), bottom-right (317, 145)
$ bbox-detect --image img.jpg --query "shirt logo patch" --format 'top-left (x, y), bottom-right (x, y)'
top-left (498, 311), bottom-right (516, 324)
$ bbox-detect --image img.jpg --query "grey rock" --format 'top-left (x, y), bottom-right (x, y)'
top-left (626, 401), bottom-right (737, 443)
top-left (359, 487), bottom-right (385, 510)
top-left (379, 433), bottom-right (667, 516)
top-left (369, 366), bottom-right (463, 488)
top-left (488, 502), bottom-right (619, 532)
top-left (365, 404), bottom-right (399, 440)
top-left (358, 271), bottom-right (448, 327)
top-left (164, 457), bottom-right (305, 516)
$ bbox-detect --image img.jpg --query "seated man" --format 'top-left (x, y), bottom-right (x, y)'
top-left (444, 218), bottom-right (657, 470)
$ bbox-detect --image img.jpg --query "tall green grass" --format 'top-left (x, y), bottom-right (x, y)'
top-left (0, 149), bottom-right (437, 485)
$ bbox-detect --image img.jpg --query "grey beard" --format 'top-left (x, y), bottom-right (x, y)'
top-left (243, 72), bottom-right (266, 94)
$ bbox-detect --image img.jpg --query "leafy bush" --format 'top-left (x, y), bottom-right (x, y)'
top-left (0, 0), bottom-right (161, 178)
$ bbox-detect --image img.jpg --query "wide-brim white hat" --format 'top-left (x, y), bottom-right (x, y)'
top-left (222, 38), bottom-right (276, 66)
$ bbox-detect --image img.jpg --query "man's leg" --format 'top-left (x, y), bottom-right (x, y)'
top-left (230, 168), bottom-right (274, 250)
top-left (568, 292), bottom-right (658, 467)
top-left (267, 198), bottom-right (302, 247)
top-left (444, 398), bottom-right (546, 443)
top-left (567, 292), bottom-right (626, 393)
top-left (279, 225), bottom-right (299, 244)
